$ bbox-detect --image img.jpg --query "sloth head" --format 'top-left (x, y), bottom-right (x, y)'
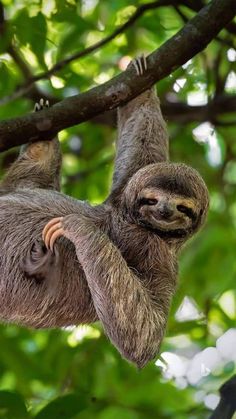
top-left (124, 163), bottom-right (209, 242)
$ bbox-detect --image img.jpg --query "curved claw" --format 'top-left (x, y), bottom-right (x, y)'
top-left (42, 217), bottom-right (64, 251)
top-left (48, 227), bottom-right (64, 252)
top-left (34, 98), bottom-right (50, 112)
top-left (132, 54), bottom-right (147, 76)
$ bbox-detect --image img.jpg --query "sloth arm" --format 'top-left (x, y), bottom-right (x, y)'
top-left (43, 213), bottom-right (176, 368)
top-left (110, 83), bottom-right (169, 195)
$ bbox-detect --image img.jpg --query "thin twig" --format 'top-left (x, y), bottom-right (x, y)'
top-left (0, 0), bottom-right (173, 104)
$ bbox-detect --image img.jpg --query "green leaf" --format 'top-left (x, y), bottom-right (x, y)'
top-left (13, 9), bottom-right (47, 65)
top-left (0, 391), bottom-right (29, 419)
top-left (28, 12), bottom-right (47, 64)
top-left (13, 8), bottom-right (30, 45)
top-left (34, 394), bottom-right (89, 419)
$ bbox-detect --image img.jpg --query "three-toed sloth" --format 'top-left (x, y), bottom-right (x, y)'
top-left (0, 57), bottom-right (209, 367)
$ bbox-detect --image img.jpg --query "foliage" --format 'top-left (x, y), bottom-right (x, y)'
top-left (0, 0), bottom-right (236, 417)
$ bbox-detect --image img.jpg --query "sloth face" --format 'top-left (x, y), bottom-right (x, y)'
top-left (137, 187), bottom-right (200, 237)
top-left (124, 163), bottom-right (209, 240)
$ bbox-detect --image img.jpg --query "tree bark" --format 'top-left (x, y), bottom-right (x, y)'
top-left (0, 0), bottom-right (235, 151)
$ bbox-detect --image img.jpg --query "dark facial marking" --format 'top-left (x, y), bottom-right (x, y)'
top-left (177, 205), bottom-right (197, 222)
top-left (138, 198), bottom-right (158, 206)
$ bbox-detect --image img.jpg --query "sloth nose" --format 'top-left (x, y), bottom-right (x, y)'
top-left (159, 205), bottom-right (174, 219)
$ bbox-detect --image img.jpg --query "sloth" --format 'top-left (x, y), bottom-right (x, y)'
top-left (0, 57), bottom-right (209, 367)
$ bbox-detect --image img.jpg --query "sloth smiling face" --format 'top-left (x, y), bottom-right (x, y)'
top-left (137, 187), bottom-right (199, 235)
top-left (124, 163), bottom-right (209, 240)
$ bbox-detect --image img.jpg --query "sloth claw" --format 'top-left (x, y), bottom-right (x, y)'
top-left (34, 98), bottom-right (50, 112)
top-left (131, 54), bottom-right (147, 76)
top-left (42, 217), bottom-right (64, 251)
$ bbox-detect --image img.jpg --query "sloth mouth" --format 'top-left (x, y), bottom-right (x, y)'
top-left (137, 213), bottom-right (191, 239)
top-left (149, 214), bottom-right (187, 231)
top-left (138, 218), bottom-right (189, 239)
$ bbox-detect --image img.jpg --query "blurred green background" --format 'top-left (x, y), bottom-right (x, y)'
top-left (0, 0), bottom-right (236, 417)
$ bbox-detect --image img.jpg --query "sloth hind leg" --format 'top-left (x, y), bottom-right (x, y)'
top-left (1, 99), bottom-right (62, 191)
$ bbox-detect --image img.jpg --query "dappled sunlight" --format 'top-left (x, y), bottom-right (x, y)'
top-left (68, 135), bottom-right (82, 153)
top-left (193, 122), bottom-right (222, 166)
top-left (42, 0), bottom-right (55, 17)
top-left (204, 393), bottom-right (220, 410)
top-left (219, 290), bottom-right (236, 319)
top-left (186, 347), bottom-right (222, 385)
top-left (156, 292), bottom-right (236, 398)
top-left (157, 325), bottom-right (236, 387)
top-left (51, 76), bottom-right (65, 89)
top-left (67, 325), bottom-right (101, 347)
top-left (227, 48), bottom-right (236, 62)
top-left (225, 71), bottom-right (236, 92)
top-left (115, 5), bottom-right (137, 26)
top-left (85, 31), bottom-right (104, 47)
top-left (182, 59), bottom-right (192, 69)
top-left (175, 296), bottom-right (204, 322)
top-left (63, 153), bottom-right (80, 175)
top-left (173, 78), bottom-right (186, 93)
top-left (217, 329), bottom-right (236, 361)
top-left (81, 0), bottom-right (99, 17)
top-left (0, 53), bottom-right (11, 62)
top-left (187, 91), bottom-right (207, 106)
top-left (156, 352), bottom-right (189, 379)
top-left (94, 72), bottom-right (111, 84)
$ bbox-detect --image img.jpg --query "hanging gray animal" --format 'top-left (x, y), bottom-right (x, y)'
top-left (0, 57), bottom-right (209, 367)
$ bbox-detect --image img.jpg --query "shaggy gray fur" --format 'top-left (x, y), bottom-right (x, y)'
top-left (0, 84), bottom-right (209, 367)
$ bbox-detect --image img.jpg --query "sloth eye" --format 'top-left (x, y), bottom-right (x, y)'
top-left (139, 198), bottom-right (158, 206)
top-left (177, 204), bottom-right (189, 214)
top-left (177, 204), bottom-right (195, 219)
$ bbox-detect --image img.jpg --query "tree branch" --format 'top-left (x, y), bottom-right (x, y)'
top-left (209, 375), bottom-right (236, 419)
top-left (173, 2), bottom-right (235, 48)
top-left (163, 94), bottom-right (236, 123)
top-left (1, 0), bottom-right (235, 106)
top-left (0, 1), bottom-right (57, 105)
top-left (0, 0), bottom-right (235, 151)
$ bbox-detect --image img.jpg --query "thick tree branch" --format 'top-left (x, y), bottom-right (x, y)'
top-left (1, 0), bottom-right (234, 106)
top-left (174, 2), bottom-right (236, 48)
top-left (0, 0), bottom-right (235, 151)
